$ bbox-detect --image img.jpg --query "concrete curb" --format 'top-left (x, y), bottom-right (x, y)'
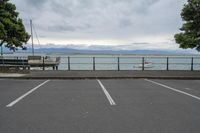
top-left (1, 76), bottom-right (200, 80)
top-left (1, 70), bottom-right (200, 80)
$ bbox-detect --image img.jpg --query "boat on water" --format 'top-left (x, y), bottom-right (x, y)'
top-left (134, 61), bottom-right (153, 68)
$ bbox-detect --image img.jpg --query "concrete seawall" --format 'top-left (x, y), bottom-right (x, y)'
top-left (1, 70), bottom-right (200, 79)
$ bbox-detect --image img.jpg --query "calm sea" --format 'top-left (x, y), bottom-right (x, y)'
top-left (4, 52), bottom-right (200, 71)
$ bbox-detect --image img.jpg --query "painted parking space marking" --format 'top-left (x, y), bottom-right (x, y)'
top-left (97, 79), bottom-right (116, 106)
top-left (145, 79), bottom-right (200, 101)
top-left (6, 80), bottom-right (50, 107)
top-left (185, 88), bottom-right (192, 90)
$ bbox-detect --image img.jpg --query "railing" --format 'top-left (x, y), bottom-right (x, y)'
top-left (0, 56), bottom-right (200, 71)
top-left (0, 56), bottom-right (29, 70)
top-left (64, 56), bottom-right (200, 71)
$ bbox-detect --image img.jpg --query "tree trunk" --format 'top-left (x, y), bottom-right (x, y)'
top-left (0, 40), bottom-right (5, 56)
top-left (1, 45), bottom-right (2, 56)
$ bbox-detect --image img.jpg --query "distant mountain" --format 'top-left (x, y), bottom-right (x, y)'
top-left (2, 45), bottom-right (198, 55)
top-left (26, 47), bottom-right (198, 55)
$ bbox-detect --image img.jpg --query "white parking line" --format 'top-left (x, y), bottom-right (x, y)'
top-left (6, 80), bottom-right (50, 107)
top-left (145, 79), bottom-right (200, 101)
top-left (185, 88), bottom-right (192, 90)
top-left (97, 79), bottom-right (116, 106)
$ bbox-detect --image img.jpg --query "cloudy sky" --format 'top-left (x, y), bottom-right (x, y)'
top-left (11, 0), bottom-right (188, 50)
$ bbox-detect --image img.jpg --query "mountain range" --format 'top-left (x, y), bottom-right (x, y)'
top-left (2, 44), bottom-right (199, 55)
top-left (25, 47), bottom-right (198, 55)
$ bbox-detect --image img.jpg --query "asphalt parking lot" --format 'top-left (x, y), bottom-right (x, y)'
top-left (0, 79), bottom-right (200, 133)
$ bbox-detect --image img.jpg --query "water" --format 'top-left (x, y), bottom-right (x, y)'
top-left (3, 52), bottom-right (200, 71)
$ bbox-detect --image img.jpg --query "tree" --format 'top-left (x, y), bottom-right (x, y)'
top-left (0, 0), bottom-right (30, 55)
top-left (174, 0), bottom-right (200, 51)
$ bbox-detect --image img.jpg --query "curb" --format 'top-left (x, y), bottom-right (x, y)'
top-left (1, 76), bottom-right (200, 80)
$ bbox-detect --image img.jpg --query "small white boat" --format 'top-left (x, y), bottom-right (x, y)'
top-left (134, 61), bottom-right (153, 68)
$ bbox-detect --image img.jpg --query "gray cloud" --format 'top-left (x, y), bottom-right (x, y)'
top-left (50, 1), bottom-right (72, 17)
top-left (48, 24), bottom-right (76, 32)
top-left (25, 0), bottom-right (46, 8)
top-left (11, 0), bottom-right (187, 49)
top-left (119, 18), bottom-right (133, 28)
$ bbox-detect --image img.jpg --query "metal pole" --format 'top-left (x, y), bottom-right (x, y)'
top-left (30, 19), bottom-right (34, 56)
top-left (142, 57), bottom-right (144, 71)
top-left (167, 57), bottom-right (169, 71)
top-left (42, 57), bottom-right (45, 70)
top-left (2, 56), bottom-right (4, 66)
top-left (93, 57), bottom-right (95, 71)
top-left (17, 57), bottom-right (19, 70)
top-left (22, 57), bottom-right (25, 70)
top-left (117, 57), bottom-right (120, 71)
top-left (16, 57), bottom-right (18, 65)
top-left (191, 57), bottom-right (194, 71)
top-left (68, 56), bottom-right (70, 71)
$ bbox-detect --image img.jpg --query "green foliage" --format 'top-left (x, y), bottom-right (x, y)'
top-left (175, 0), bottom-right (200, 51)
top-left (0, 0), bottom-right (30, 51)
